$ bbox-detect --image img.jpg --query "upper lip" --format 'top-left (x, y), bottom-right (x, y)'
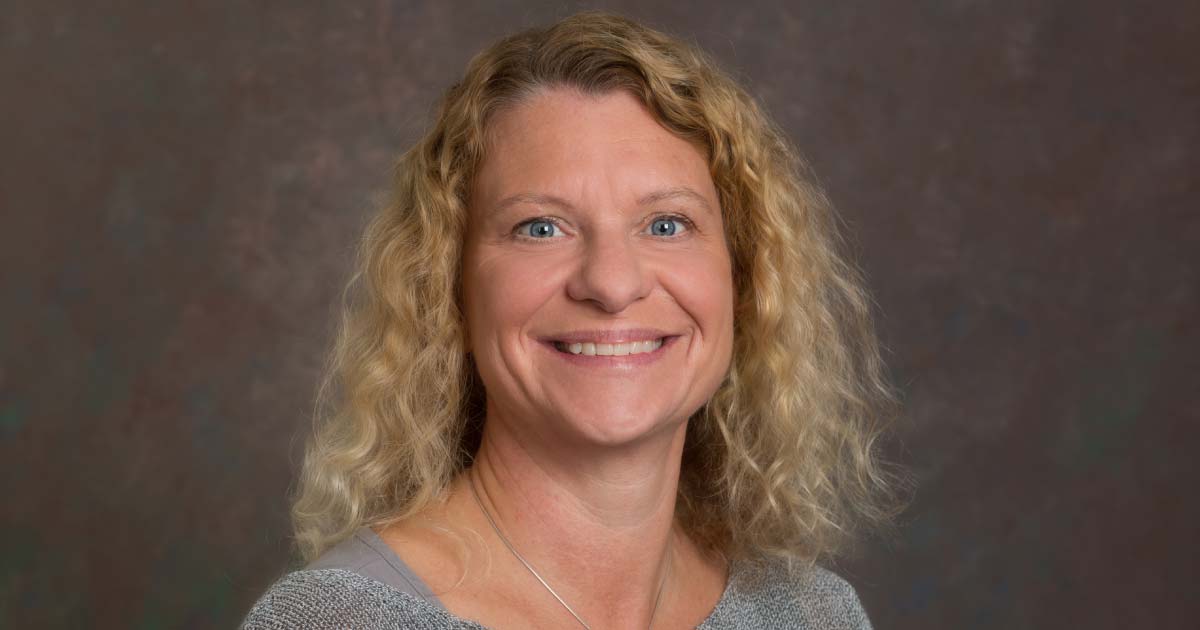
top-left (542, 328), bottom-right (675, 344)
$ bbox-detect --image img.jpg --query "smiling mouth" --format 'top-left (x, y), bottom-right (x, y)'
top-left (552, 337), bottom-right (668, 356)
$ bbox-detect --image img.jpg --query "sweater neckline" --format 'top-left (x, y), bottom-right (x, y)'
top-left (355, 525), bottom-right (737, 628)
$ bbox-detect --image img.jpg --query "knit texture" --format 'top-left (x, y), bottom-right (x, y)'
top-left (240, 558), bottom-right (873, 629)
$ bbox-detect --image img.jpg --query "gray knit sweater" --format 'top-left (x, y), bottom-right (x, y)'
top-left (240, 527), bottom-right (873, 629)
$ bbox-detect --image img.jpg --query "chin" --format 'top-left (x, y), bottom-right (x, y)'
top-left (563, 407), bottom-right (685, 448)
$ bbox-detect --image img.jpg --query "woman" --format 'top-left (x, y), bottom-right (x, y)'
top-left (242, 10), bottom-right (904, 629)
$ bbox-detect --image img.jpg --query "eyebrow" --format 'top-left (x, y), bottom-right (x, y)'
top-left (489, 186), bottom-right (715, 216)
top-left (637, 186), bottom-right (714, 212)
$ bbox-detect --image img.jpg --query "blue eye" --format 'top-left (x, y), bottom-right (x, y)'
top-left (521, 219), bottom-right (558, 238)
top-left (649, 217), bottom-right (684, 236)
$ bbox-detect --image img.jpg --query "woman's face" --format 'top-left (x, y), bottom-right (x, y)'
top-left (462, 87), bottom-right (734, 448)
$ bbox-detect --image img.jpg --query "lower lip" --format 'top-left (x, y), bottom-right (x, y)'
top-left (541, 336), bottom-right (678, 368)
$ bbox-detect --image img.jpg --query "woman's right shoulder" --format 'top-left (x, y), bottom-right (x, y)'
top-left (238, 568), bottom-right (479, 629)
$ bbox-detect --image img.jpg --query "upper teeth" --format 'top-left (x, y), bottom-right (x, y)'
top-left (555, 338), bottom-right (664, 356)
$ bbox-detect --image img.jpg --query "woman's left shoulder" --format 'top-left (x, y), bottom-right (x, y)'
top-left (783, 563), bottom-right (873, 629)
top-left (706, 558), bottom-right (873, 630)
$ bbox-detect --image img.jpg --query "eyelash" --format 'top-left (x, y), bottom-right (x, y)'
top-left (512, 214), bottom-right (696, 241)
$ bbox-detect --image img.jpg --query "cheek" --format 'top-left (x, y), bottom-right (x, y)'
top-left (673, 248), bottom-right (735, 328)
top-left (464, 250), bottom-right (562, 344)
top-left (664, 246), bottom-right (736, 380)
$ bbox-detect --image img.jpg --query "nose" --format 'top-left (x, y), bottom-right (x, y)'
top-left (565, 234), bottom-right (652, 313)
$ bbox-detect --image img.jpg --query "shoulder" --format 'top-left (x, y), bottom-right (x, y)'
top-left (784, 564), bottom-right (873, 629)
top-left (238, 568), bottom-right (481, 630)
top-left (305, 526), bottom-right (445, 602)
top-left (702, 558), bottom-right (873, 630)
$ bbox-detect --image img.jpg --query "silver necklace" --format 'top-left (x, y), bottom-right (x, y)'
top-left (467, 469), bottom-right (671, 630)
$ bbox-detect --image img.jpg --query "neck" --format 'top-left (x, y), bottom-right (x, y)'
top-left (458, 405), bottom-right (690, 628)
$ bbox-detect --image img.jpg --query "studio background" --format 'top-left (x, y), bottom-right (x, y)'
top-left (4, 1), bottom-right (1196, 628)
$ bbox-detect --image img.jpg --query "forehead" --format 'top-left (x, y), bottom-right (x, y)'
top-left (471, 87), bottom-right (716, 211)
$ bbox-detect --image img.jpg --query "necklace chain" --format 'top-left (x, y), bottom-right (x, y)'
top-left (467, 469), bottom-right (670, 630)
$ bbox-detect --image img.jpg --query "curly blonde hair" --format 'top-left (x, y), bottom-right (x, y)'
top-left (290, 10), bottom-right (907, 573)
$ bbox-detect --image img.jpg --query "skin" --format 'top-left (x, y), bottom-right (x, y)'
top-left (378, 86), bottom-right (735, 629)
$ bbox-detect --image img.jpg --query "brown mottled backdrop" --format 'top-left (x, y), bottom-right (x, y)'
top-left (3, 1), bottom-right (1197, 628)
